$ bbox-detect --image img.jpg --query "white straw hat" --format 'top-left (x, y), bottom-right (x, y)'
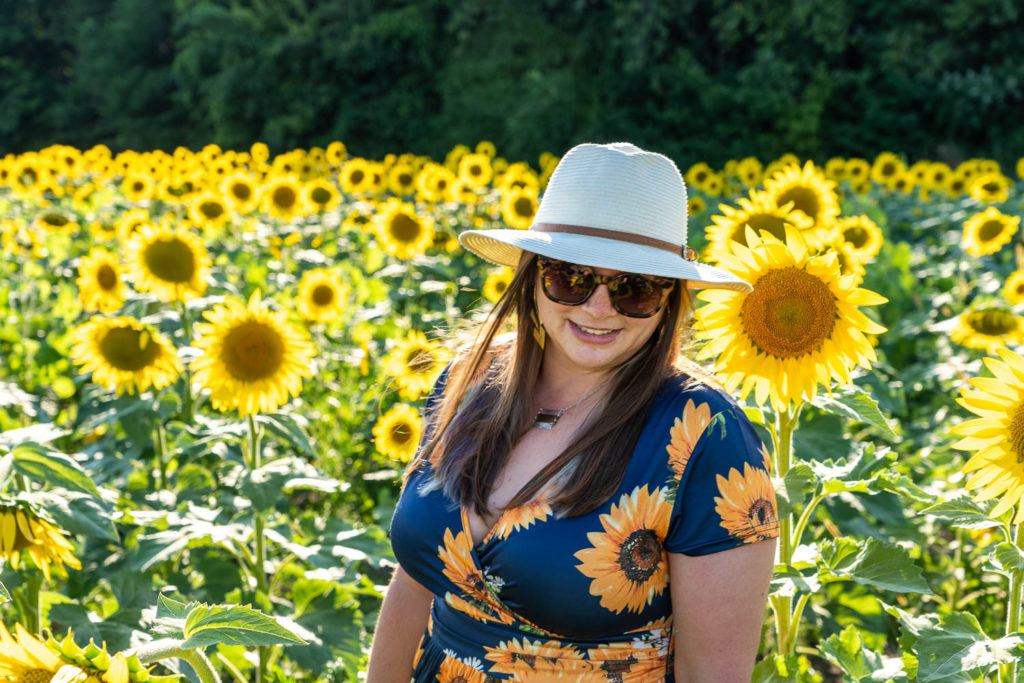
top-left (458, 142), bottom-right (752, 292)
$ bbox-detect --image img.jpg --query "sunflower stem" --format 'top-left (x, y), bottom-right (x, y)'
top-left (999, 518), bottom-right (1024, 683)
top-left (134, 639), bottom-right (221, 683)
top-left (24, 572), bottom-right (41, 636)
top-left (179, 301), bottom-right (194, 424)
top-left (246, 413), bottom-right (269, 683)
top-left (771, 401), bottom-right (802, 656)
top-left (153, 421), bottom-right (167, 490)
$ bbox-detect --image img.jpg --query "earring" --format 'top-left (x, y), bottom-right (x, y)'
top-left (530, 305), bottom-right (546, 350)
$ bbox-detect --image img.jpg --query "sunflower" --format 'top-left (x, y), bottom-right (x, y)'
top-left (694, 225), bottom-right (888, 411)
top-left (339, 158), bottom-right (375, 195)
top-left (69, 316), bottom-right (182, 395)
top-left (445, 591), bottom-right (508, 626)
top-left (382, 330), bottom-right (452, 401)
top-left (386, 163), bottom-right (418, 196)
top-left (704, 189), bottom-right (813, 263)
top-left (482, 267), bottom-right (515, 303)
top-left (114, 207), bottom-right (153, 244)
top-left (438, 527), bottom-right (514, 624)
top-left (190, 290), bottom-right (316, 417)
top-left (128, 223), bottom-right (210, 302)
top-left (961, 207), bottom-right (1020, 257)
top-left (969, 172), bottom-right (1011, 203)
top-left (950, 305), bottom-right (1024, 352)
top-left (447, 178), bottom-right (481, 205)
top-left (844, 158), bottom-right (870, 185)
top-left (488, 493), bottom-right (553, 541)
top-left (34, 210), bottom-right (80, 237)
top-left (687, 196), bottom-right (707, 216)
top-left (458, 153), bottom-right (494, 189)
top-left (763, 162), bottom-right (840, 241)
top-left (77, 248), bottom-right (126, 313)
top-left (1005, 271), bottom-right (1024, 306)
top-left (574, 485), bottom-right (671, 615)
top-left (870, 152), bottom-right (905, 186)
top-left (261, 175), bottom-right (309, 221)
top-left (188, 191), bottom-right (231, 230)
top-left (736, 157), bottom-right (763, 186)
top-left (714, 462), bottom-right (780, 543)
top-left (685, 162), bottom-right (713, 189)
top-left (950, 347), bottom-right (1024, 524)
top-left (416, 163), bottom-right (457, 203)
top-left (484, 637), bottom-right (585, 675)
top-left (296, 268), bottom-right (349, 324)
top-left (373, 404), bottom-right (424, 463)
top-left (665, 399), bottom-right (714, 479)
top-left (222, 172), bottom-right (259, 213)
top-left (500, 187), bottom-right (539, 230)
top-left (0, 505), bottom-right (81, 580)
top-left (437, 654), bottom-right (486, 683)
top-left (120, 173), bottom-right (153, 202)
top-left (374, 199), bottom-right (436, 260)
top-left (305, 178), bottom-right (341, 213)
top-left (836, 215), bottom-right (884, 261)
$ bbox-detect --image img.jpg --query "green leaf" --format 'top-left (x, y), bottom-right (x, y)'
top-left (820, 625), bottom-right (906, 681)
top-left (751, 652), bottom-right (801, 682)
top-left (255, 413), bottom-right (316, 459)
top-left (25, 490), bottom-right (118, 542)
top-left (181, 603), bottom-right (306, 649)
top-left (820, 537), bottom-right (932, 594)
top-left (775, 463), bottom-right (817, 518)
top-left (989, 542), bottom-right (1024, 576)
top-left (920, 495), bottom-right (1002, 530)
top-left (811, 385), bottom-right (900, 439)
top-left (11, 442), bottom-right (100, 496)
top-left (0, 424), bottom-right (68, 449)
top-left (157, 593), bottom-right (192, 620)
top-left (914, 612), bottom-right (1023, 682)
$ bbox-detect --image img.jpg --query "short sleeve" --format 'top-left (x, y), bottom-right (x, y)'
top-left (664, 403), bottom-right (780, 556)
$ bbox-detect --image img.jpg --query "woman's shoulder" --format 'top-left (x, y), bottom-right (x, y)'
top-left (651, 370), bottom-right (743, 422)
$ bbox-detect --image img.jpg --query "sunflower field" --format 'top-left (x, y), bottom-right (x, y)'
top-left (0, 141), bottom-right (1023, 682)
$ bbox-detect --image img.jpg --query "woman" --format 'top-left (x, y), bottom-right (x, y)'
top-left (368, 142), bottom-right (780, 682)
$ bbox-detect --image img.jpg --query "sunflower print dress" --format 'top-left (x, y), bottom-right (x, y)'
top-left (389, 367), bottom-right (780, 682)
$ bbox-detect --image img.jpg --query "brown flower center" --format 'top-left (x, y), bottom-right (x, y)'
top-left (143, 237), bottom-right (197, 284)
top-left (966, 309), bottom-right (1018, 336)
top-left (389, 213), bottom-right (422, 243)
top-left (514, 196), bottom-right (535, 218)
top-left (97, 264), bottom-right (118, 291)
top-left (732, 214), bottom-right (788, 246)
top-left (349, 169), bottom-right (365, 185)
top-left (741, 266), bottom-right (838, 359)
top-left (1010, 403), bottom-right (1024, 464)
top-left (231, 182), bottom-right (252, 201)
top-left (747, 498), bottom-right (777, 528)
top-left (272, 186), bottom-right (297, 210)
top-left (310, 186), bottom-right (332, 205)
top-left (776, 187), bottom-right (820, 223)
top-left (311, 284), bottom-right (334, 306)
top-left (220, 321), bottom-right (285, 382)
top-left (390, 421), bottom-right (412, 445)
top-left (618, 529), bottom-right (662, 583)
top-left (199, 200), bottom-right (224, 219)
top-left (843, 225), bottom-right (869, 249)
top-left (978, 220), bottom-right (1006, 242)
top-left (99, 326), bottom-right (161, 371)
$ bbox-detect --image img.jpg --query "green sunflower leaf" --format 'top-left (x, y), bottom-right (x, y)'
top-left (920, 495), bottom-right (1001, 530)
top-left (811, 385), bottom-right (900, 439)
top-left (820, 625), bottom-right (906, 681)
top-left (11, 441), bottom-right (100, 496)
top-left (255, 413), bottom-right (316, 459)
top-left (181, 603), bottom-right (306, 649)
top-left (913, 612), bottom-right (1023, 682)
top-left (819, 537), bottom-right (931, 594)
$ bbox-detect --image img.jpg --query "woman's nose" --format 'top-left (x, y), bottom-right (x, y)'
top-left (582, 283), bottom-right (618, 316)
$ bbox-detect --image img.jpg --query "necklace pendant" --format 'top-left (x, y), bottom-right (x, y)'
top-left (533, 408), bottom-right (562, 429)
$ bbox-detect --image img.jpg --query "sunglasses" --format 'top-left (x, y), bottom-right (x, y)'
top-left (536, 257), bottom-right (675, 318)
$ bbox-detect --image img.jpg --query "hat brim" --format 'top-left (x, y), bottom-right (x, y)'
top-left (458, 229), bottom-right (753, 293)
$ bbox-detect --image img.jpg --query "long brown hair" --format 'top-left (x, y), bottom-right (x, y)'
top-left (407, 250), bottom-right (718, 518)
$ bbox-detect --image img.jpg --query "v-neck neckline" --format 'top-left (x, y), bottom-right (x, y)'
top-left (461, 503), bottom-right (508, 550)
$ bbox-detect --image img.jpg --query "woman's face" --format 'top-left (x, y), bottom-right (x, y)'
top-left (533, 261), bottom-right (671, 376)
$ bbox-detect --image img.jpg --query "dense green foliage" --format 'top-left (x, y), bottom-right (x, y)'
top-left (2, 0), bottom-right (1022, 166)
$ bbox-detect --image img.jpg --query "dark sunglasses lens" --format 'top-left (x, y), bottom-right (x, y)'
top-left (543, 262), bottom-right (593, 303)
top-left (610, 276), bottom-right (667, 316)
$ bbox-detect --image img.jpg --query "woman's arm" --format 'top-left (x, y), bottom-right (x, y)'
top-left (669, 537), bottom-right (777, 681)
top-left (366, 564), bottom-right (435, 683)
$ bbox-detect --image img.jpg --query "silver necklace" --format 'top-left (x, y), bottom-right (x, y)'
top-left (532, 382), bottom-right (606, 429)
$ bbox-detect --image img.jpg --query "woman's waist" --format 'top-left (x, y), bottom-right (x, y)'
top-left (429, 596), bottom-right (673, 673)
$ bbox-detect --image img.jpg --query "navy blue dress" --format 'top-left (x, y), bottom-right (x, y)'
top-left (389, 365), bottom-right (779, 681)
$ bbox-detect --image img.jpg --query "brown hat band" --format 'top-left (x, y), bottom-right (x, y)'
top-left (532, 222), bottom-right (697, 261)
